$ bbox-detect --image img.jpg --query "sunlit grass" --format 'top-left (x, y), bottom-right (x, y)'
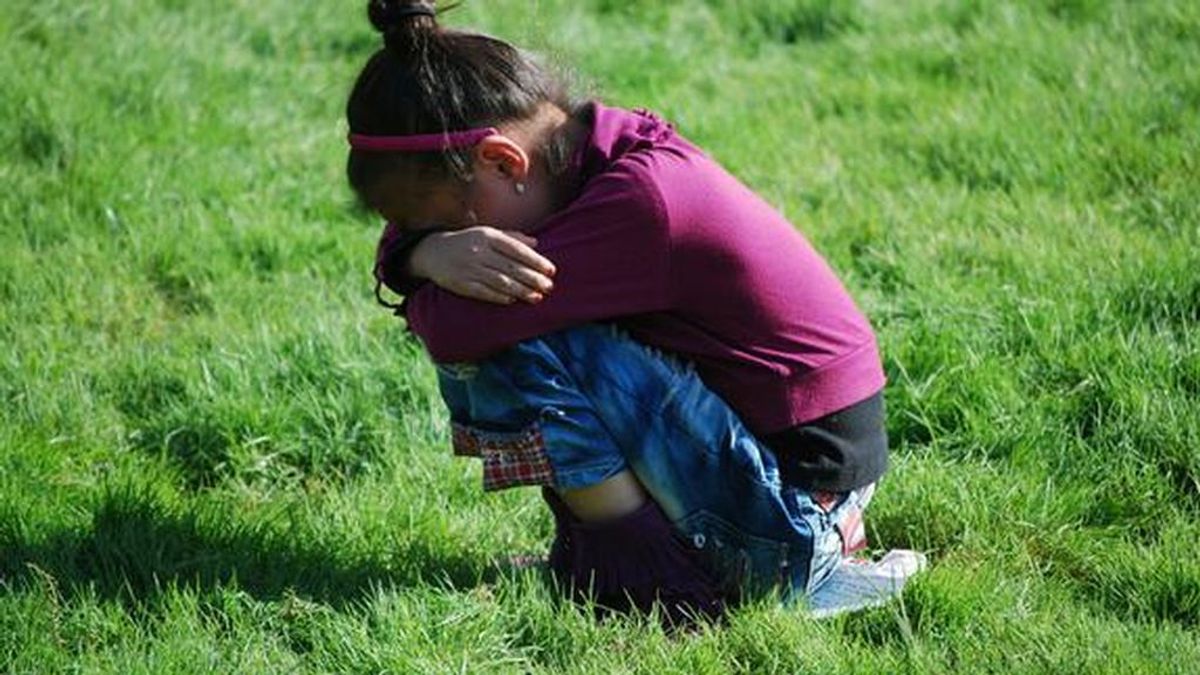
top-left (2, 0), bottom-right (1198, 671)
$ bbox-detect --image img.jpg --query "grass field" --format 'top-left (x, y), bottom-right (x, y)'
top-left (2, 0), bottom-right (1198, 671)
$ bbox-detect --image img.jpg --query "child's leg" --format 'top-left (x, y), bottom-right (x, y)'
top-left (537, 324), bottom-right (870, 603)
top-left (438, 335), bottom-right (664, 523)
top-left (438, 323), bottom-right (871, 606)
top-left (435, 336), bottom-right (722, 623)
top-left (555, 468), bottom-right (646, 521)
top-left (541, 485), bottom-right (723, 626)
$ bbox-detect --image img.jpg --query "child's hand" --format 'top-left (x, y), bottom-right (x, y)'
top-left (409, 226), bottom-right (556, 304)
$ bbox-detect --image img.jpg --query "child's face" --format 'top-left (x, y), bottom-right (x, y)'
top-left (372, 142), bottom-right (555, 235)
top-left (373, 175), bottom-right (553, 234)
top-left (373, 180), bottom-right (475, 232)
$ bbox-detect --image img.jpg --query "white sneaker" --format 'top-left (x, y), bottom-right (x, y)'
top-left (806, 549), bottom-right (928, 619)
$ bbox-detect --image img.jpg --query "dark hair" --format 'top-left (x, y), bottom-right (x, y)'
top-left (347, 0), bottom-right (578, 208)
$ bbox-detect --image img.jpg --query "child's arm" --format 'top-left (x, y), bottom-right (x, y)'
top-left (403, 162), bottom-right (672, 362)
top-left (408, 227), bottom-right (556, 305)
top-left (377, 224), bottom-right (556, 305)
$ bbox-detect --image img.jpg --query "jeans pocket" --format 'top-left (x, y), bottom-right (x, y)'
top-left (675, 510), bottom-right (788, 599)
top-left (451, 420), bottom-right (556, 492)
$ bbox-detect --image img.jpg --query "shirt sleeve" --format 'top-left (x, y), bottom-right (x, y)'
top-left (404, 161), bottom-right (673, 363)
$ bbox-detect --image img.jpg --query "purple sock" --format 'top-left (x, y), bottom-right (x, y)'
top-left (542, 488), bottom-right (725, 627)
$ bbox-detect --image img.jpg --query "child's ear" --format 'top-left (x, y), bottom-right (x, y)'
top-left (475, 135), bottom-right (531, 181)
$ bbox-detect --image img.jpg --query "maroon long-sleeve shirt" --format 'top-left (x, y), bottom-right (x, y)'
top-left (383, 102), bottom-right (885, 437)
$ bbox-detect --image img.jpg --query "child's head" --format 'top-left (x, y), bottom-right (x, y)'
top-left (347, 0), bottom-right (579, 232)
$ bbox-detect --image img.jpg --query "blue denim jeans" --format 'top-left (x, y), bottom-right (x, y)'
top-left (436, 323), bottom-right (872, 603)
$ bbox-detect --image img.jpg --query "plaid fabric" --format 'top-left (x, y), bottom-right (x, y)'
top-left (451, 421), bottom-right (556, 492)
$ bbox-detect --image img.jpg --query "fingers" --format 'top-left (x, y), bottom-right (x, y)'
top-left (506, 231), bottom-right (539, 247)
top-left (485, 259), bottom-right (553, 294)
top-left (479, 267), bottom-right (545, 304)
top-left (491, 231), bottom-right (557, 278)
top-left (431, 228), bottom-right (554, 305)
top-left (457, 280), bottom-right (518, 305)
top-left (499, 261), bottom-right (554, 293)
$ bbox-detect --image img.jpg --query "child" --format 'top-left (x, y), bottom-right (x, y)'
top-left (348, 0), bottom-right (921, 623)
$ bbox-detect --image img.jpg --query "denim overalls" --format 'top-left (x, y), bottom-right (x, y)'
top-left (436, 323), bottom-right (872, 603)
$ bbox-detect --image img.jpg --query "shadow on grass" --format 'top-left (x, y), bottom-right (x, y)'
top-left (1, 486), bottom-right (504, 611)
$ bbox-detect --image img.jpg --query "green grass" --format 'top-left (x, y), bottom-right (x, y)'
top-left (2, 0), bottom-right (1198, 671)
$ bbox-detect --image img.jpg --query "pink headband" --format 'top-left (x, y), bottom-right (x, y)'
top-left (347, 127), bottom-right (499, 152)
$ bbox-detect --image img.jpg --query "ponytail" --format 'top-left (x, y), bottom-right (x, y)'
top-left (368, 0), bottom-right (447, 54)
top-left (346, 1), bottom-right (576, 206)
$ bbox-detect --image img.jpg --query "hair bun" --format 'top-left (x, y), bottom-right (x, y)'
top-left (367, 0), bottom-right (437, 35)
